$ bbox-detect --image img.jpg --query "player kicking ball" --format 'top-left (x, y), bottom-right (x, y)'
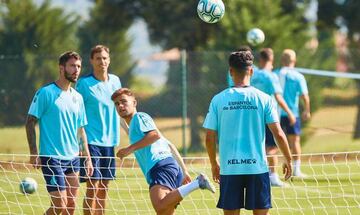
top-left (111, 88), bottom-right (215, 215)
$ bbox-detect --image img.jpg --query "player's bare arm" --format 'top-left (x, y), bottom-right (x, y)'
top-left (117, 129), bottom-right (160, 159)
top-left (274, 93), bottom-right (296, 125)
top-left (25, 115), bottom-right (40, 169)
top-left (300, 94), bottom-right (311, 121)
top-left (77, 127), bottom-right (94, 177)
top-left (205, 129), bottom-right (220, 184)
top-left (267, 122), bottom-right (292, 180)
top-left (167, 142), bottom-right (191, 184)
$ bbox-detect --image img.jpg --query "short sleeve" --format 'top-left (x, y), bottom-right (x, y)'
top-left (203, 98), bottom-right (218, 131)
top-left (28, 89), bottom-right (47, 119)
top-left (78, 95), bottom-right (88, 127)
top-left (270, 74), bottom-right (283, 95)
top-left (265, 97), bottom-right (279, 124)
top-left (298, 74), bottom-right (309, 95)
top-left (138, 113), bottom-right (157, 133)
top-left (75, 79), bottom-right (88, 101)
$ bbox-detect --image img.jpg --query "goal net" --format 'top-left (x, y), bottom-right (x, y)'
top-left (1, 152), bottom-right (360, 215)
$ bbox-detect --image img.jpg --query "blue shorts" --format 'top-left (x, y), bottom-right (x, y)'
top-left (217, 172), bottom-right (271, 210)
top-left (149, 157), bottom-right (183, 190)
top-left (40, 156), bottom-right (80, 193)
top-left (80, 144), bottom-right (116, 182)
top-left (281, 116), bottom-right (301, 135)
top-left (265, 126), bottom-right (276, 148)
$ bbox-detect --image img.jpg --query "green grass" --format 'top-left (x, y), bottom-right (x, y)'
top-left (2, 106), bottom-right (360, 157)
top-left (1, 161), bottom-right (360, 214)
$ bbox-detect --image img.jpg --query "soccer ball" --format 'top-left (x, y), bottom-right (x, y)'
top-left (247, 28), bottom-right (265, 46)
top-left (197, 0), bottom-right (225, 24)
top-left (19, 177), bottom-right (38, 194)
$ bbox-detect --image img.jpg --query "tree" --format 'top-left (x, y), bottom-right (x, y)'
top-left (0, 0), bottom-right (79, 125)
top-left (139, 0), bottom-right (312, 151)
top-left (78, 0), bottom-right (137, 84)
top-left (317, 0), bottom-right (360, 139)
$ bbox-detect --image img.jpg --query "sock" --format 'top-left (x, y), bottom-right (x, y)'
top-left (269, 172), bottom-right (277, 177)
top-left (177, 179), bottom-right (200, 198)
top-left (294, 159), bottom-right (301, 172)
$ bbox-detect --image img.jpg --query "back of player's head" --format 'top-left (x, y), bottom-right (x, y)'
top-left (58, 51), bottom-right (82, 66)
top-left (259, 48), bottom-right (274, 62)
top-left (90, 45), bottom-right (110, 59)
top-left (281, 49), bottom-right (296, 66)
top-left (111, 88), bottom-right (135, 101)
top-left (237, 45), bottom-right (252, 52)
top-left (228, 51), bottom-right (254, 73)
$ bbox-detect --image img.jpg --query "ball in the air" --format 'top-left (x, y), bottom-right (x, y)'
top-left (197, 0), bottom-right (225, 24)
top-left (247, 28), bottom-right (265, 46)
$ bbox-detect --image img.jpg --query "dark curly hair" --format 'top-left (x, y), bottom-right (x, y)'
top-left (228, 50), bottom-right (254, 72)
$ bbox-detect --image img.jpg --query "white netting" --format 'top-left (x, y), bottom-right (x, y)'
top-left (1, 152), bottom-right (360, 214)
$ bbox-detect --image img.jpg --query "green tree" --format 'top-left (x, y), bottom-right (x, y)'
top-left (317, 0), bottom-right (360, 139)
top-left (0, 0), bottom-right (79, 126)
top-left (78, 0), bottom-right (136, 84)
top-left (139, 0), bottom-right (313, 152)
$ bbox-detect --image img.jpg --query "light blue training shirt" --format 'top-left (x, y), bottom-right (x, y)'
top-left (273, 68), bottom-right (308, 117)
top-left (250, 68), bottom-right (283, 96)
top-left (76, 73), bottom-right (122, 147)
top-left (129, 112), bottom-right (173, 184)
top-left (28, 83), bottom-right (87, 160)
top-left (203, 87), bottom-right (279, 175)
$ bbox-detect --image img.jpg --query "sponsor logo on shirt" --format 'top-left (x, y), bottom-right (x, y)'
top-left (223, 101), bottom-right (258, 111)
top-left (227, 158), bottom-right (257, 165)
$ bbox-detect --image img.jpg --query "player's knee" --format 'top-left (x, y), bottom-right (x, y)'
top-left (153, 203), bottom-right (168, 214)
top-left (66, 197), bottom-right (76, 210)
top-left (51, 198), bottom-right (67, 212)
top-left (98, 180), bottom-right (110, 192)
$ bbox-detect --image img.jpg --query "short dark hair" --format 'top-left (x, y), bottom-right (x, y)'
top-left (237, 45), bottom-right (252, 52)
top-left (259, 48), bottom-right (273, 62)
top-left (228, 51), bottom-right (254, 72)
top-left (90, 45), bottom-right (110, 59)
top-left (59, 51), bottom-right (82, 66)
top-left (111, 88), bottom-right (135, 101)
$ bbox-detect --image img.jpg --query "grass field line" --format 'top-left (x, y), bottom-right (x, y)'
top-left (289, 184), bottom-right (360, 199)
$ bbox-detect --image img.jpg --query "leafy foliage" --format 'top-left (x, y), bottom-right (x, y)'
top-left (0, 0), bottom-right (78, 125)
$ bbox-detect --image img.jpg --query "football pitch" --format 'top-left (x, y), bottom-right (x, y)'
top-left (1, 160), bottom-right (360, 215)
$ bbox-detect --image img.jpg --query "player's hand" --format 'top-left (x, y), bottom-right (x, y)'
top-left (288, 113), bottom-right (297, 126)
top-left (30, 155), bottom-right (41, 169)
top-left (182, 171), bottom-right (192, 185)
top-left (85, 158), bottom-right (94, 177)
top-left (282, 161), bottom-right (292, 181)
top-left (302, 110), bottom-right (311, 121)
top-left (117, 147), bottom-right (132, 160)
top-left (211, 162), bottom-right (220, 184)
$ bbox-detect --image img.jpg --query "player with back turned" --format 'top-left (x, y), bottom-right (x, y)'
top-left (204, 50), bottom-right (292, 215)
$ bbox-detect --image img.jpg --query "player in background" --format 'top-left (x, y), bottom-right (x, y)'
top-left (112, 88), bottom-right (216, 215)
top-left (76, 45), bottom-right (123, 215)
top-left (25, 51), bottom-right (93, 215)
top-left (204, 50), bottom-right (292, 215)
top-left (274, 49), bottom-right (311, 177)
top-left (250, 48), bottom-right (296, 187)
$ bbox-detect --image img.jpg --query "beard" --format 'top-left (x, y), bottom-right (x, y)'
top-left (64, 70), bottom-right (78, 83)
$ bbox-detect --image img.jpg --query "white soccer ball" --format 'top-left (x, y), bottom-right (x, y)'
top-left (247, 28), bottom-right (265, 46)
top-left (19, 177), bottom-right (38, 194)
top-left (197, 0), bottom-right (225, 24)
